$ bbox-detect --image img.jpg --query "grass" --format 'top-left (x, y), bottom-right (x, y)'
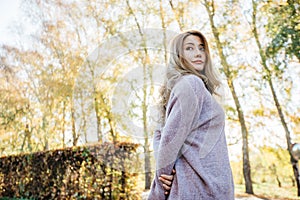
top-left (235, 183), bottom-right (300, 200)
top-left (2, 183), bottom-right (299, 199)
top-left (0, 198), bottom-right (34, 200)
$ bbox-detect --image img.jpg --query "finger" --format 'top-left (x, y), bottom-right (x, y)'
top-left (172, 169), bottom-right (176, 174)
top-left (163, 184), bottom-right (171, 191)
top-left (159, 177), bottom-right (172, 186)
top-left (160, 174), bottom-right (173, 181)
top-left (165, 191), bottom-right (169, 195)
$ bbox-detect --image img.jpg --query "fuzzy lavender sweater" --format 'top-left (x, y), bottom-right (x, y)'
top-left (148, 75), bottom-right (234, 200)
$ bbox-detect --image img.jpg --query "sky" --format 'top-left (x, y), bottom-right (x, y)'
top-left (0, 0), bottom-right (299, 152)
top-left (0, 0), bottom-right (21, 44)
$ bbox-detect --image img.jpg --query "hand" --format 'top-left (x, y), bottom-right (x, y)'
top-left (159, 169), bottom-right (176, 195)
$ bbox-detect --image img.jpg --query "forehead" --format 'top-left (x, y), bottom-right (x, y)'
top-left (183, 35), bottom-right (203, 45)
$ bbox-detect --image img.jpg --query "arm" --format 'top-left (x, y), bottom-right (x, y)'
top-left (153, 121), bottom-right (176, 195)
top-left (148, 75), bottom-right (205, 199)
top-left (153, 125), bottom-right (162, 160)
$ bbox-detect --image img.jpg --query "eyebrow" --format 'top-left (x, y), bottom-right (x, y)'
top-left (184, 42), bottom-right (204, 46)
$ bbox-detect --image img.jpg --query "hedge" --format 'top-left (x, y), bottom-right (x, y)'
top-left (0, 142), bottom-right (140, 199)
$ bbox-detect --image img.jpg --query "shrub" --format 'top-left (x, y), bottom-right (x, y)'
top-left (0, 142), bottom-right (140, 199)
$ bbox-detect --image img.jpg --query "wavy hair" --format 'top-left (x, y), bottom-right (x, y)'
top-left (158, 30), bottom-right (222, 123)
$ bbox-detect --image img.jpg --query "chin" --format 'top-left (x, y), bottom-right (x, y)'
top-left (194, 66), bottom-right (204, 71)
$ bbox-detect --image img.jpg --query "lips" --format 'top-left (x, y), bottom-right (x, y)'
top-left (192, 60), bottom-right (203, 64)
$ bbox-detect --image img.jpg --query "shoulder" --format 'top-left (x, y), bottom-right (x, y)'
top-left (168, 75), bottom-right (206, 102)
top-left (173, 74), bottom-right (205, 94)
top-left (181, 74), bottom-right (205, 86)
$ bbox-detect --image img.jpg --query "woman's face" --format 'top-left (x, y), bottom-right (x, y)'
top-left (182, 35), bottom-right (206, 72)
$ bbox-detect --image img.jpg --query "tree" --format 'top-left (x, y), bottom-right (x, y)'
top-left (249, 0), bottom-right (300, 195)
top-left (203, 0), bottom-right (254, 194)
top-left (266, 0), bottom-right (300, 62)
top-left (125, 0), bottom-right (154, 189)
top-left (0, 51), bottom-right (30, 154)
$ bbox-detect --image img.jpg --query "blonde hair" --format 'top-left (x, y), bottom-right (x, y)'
top-left (159, 30), bottom-right (222, 123)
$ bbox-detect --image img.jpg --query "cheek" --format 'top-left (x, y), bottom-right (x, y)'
top-left (202, 52), bottom-right (207, 61)
top-left (183, 51), bottom-right (193, 61)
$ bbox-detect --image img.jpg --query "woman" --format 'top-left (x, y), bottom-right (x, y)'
top-left (148, 30), bottom-right (234, 199)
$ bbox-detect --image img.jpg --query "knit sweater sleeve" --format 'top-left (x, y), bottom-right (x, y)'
top-left (148, 75), bottom-right (205, 200)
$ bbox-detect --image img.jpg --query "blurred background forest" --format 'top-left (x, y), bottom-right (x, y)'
top-left (0, 0), bottom-right (299, 199)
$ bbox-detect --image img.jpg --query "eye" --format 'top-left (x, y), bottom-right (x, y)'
top-left (185, 46), bottom-right (193, 50)
top-left (199, 47), bottom-right (205, 51)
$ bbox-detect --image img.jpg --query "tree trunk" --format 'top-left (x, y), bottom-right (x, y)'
top-left (204, 0), bottom-right (254, 194)
top-left (71, 100), bottom-right (78, 146)
top-left (62, 100), bottom-right (66, 148)
top-left (42, 115), bottom-right (49, 150)
top-left (290, 175), bottom-right (296, 187)
top-left (251, 0), bottom-right (300, 195)
top-left (159, 0), bottom-right (168, 64)
top-left (169, 0), bottom-right (184, 31)
top-left (276, 175), bottom-right (282, 188)
top-left (142, 47), bottom-right (152, 190)
top-left (126, 0), bottom-right (152, 189)
top-left (21, 123), bottom-right (32, 152)
top-left (94, 96), bottom-right (103, 143)
top-left (227, 79), bottom-right (253, 194)
top-left (108, 115), bottom-right (117, 143)
top-left (144, 137), bottom-right (152, 189)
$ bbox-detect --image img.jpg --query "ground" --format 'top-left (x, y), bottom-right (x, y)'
top-left (141, 191), bottom-right (300, 200)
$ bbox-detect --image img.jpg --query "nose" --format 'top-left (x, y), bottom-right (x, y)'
top-left (195, 49), bottom-right (202, 57)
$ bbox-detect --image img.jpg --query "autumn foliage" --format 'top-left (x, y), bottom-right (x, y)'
top-left (0, 142), bottom-right (140, 199)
